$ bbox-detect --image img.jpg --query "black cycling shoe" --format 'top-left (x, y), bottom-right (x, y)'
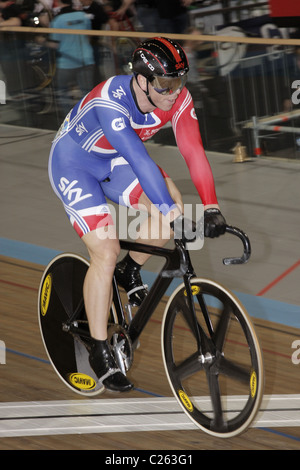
top-left (115, 258), bottom-right (148, 306)
top-left (89, 339), bottom-right (133, 392)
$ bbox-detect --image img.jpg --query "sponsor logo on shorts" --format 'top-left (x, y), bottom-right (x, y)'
top-left (58, 178), bottom-right (92, 207)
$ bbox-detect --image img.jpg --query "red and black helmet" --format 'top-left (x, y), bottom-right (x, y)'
top-left (132, 37), bottom-right (189, 79)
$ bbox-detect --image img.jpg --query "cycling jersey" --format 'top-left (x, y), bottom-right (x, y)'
top-left (49, 74), bottom-right (218, 238)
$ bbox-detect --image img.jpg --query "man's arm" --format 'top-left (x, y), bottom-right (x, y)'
top-left (98, 105), bottom-right (180, 218)
top-left (172, 89), bottom-right (227, 237)
top-left (172, 89), bottom-right (219, 209)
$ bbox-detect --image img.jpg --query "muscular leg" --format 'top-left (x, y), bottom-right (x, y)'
top-left (81, 226), bottom-right (133, 392)
top-left (129, 177), bottom-right (183, 266)
top-left (101, 163), bottom-right (183, 304)
top-left (49, 139), bottom-right (134, 392)
top-left (82, 227), bottom-right (120, 340)
top-left (115, 178), bottom-right (183, 306)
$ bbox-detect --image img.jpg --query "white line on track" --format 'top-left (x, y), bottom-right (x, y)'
top-left (0, 394), bottom-right (299, 437)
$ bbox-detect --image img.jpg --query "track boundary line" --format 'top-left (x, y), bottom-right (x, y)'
top-left (0, 395), bottom-right (299, 438)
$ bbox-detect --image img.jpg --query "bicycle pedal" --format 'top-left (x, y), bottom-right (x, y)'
top-left (107, 324), bottom-right (134, 372)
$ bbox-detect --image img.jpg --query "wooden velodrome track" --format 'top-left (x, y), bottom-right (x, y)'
top-left (0, 126), bottom-right (300, 450)
top-left (0, 255), bottom-right (300, 450)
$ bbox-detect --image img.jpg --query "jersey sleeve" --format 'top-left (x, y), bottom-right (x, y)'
top-left (97, 101), bottom-right (176, 216)
top-left (171, 89), bottom-right (218, 206)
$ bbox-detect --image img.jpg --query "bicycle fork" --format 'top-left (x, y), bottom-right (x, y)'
top-left (183, 275), bottom-right (216, 367)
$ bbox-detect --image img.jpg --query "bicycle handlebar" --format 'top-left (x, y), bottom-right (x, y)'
top-left (163, 224), bottom-right (251, 278)
top-left (222, 225), bottom-right (251, 265)
top-left (120, 223), bottom-right (251, 279)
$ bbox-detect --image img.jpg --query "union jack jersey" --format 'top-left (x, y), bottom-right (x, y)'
top-left (49, 75), bottom-right (218, 237)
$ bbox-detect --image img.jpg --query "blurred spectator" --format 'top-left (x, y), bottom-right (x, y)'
top-left (0, 0), bottom-right (23, 26)
top-left (80, 0), bottom-right (109, 30)
top-left (106, 0), bottom-right (133, 18)
top-left (49, 0), bottom-right (95, 116)
top-left (183, 27), bottom-right (208, 109)
top-left (79, 0), bottom-right (110, 81)
top-left (104, 0), bottom-right (135, 32)
top-left (157, 0), bottom-right (193, 34)
top-left (114, 0), bottom-right (195, 34)
top-left (0, 0), bottom-right (28, 95)
top-left (115, 0), bottom-right (161, 33)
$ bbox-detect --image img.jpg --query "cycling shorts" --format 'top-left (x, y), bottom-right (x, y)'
top-left (49, 133), bottom-right (167, 238)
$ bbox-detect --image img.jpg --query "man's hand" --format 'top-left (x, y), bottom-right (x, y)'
top-left (170, 215), bottom-right (203, 243)
top-left (204, 208), bottom-right (226, 238)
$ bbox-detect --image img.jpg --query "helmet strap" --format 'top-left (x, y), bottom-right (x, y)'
top-left (135, 73), bottom-right (156, 107)
top-left (145, 79), bottom-right (156, 107)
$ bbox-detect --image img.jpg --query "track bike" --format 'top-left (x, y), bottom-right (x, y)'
top-left (38, 225), bottom-right (264, 438)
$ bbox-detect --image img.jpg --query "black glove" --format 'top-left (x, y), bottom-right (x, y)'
top-left (170, 215), bottom-right (203, 243)
top-left (204, 208), bottom-right (226, 238)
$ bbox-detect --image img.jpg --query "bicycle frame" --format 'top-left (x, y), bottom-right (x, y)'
top-left (65, 225), bottom-right (250, 353)
top-left (115, 238), bottom-right (195, 346)
top-left (114, 225), bottom-right (251, 348)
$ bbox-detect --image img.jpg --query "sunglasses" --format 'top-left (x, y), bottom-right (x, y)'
top-left (150, 75), bottom-right (188, 95)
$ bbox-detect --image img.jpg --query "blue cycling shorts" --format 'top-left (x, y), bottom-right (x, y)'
top-left (48, 133), bottom-right (167, 238)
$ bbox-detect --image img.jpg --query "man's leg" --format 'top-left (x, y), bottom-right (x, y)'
top-left (130, 177), bottom-right (183, 265)
top-left (82, 228), bottom-right (133, 392)
top-left (82, 228), bottom-right (119, 340)
top-left (101, 159), bottom-right (183, 305)
top-left (115, 178), bottom-right (183, 305)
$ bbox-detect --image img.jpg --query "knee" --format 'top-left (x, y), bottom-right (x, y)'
top-left (83, 232), bottom-right (120, 269)
top-left (92, 241), bottom-right (120, 267)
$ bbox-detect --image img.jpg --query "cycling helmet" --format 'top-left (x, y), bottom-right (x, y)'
top-left (132, 37), bottom-right (189, 95)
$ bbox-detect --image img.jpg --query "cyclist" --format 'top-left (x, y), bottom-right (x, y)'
top-left (48, 37), bottom-right (226, 393)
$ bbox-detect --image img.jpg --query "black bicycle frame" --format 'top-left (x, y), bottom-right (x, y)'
top-left (66, 225), bottom-right (250, 348)
top-left (113, 225), bottom-right (251, 346)
top-left (114, 238), bottom-right (194, 346)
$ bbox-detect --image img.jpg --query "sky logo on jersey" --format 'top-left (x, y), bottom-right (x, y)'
top-left (76, 122), bottom-right (88, 136)
top-left (112, 117), bottom-right (126, 131)
top-left (112, 85), bottom-right (126, 100)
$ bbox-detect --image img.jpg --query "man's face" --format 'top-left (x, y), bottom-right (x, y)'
top-left (148, 84), bottom-right (182, 111)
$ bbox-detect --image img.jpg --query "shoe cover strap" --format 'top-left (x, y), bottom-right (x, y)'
top-left (98, 367), bottom-right (120, 387)
top-left (127, 284), bottom-right (148, 298)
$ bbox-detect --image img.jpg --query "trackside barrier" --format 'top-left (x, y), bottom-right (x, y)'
top-left (2, 26), bottom-right (300, 159)
top-left (2, 25), bottom-right (300, 46)
top-left (244, 111), bottom-right (300, 156)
